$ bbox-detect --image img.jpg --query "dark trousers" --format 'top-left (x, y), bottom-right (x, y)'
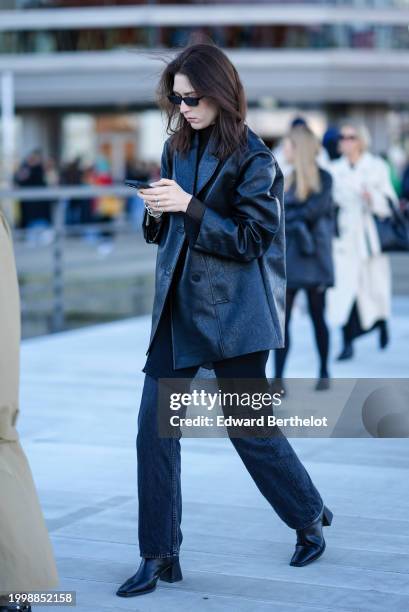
top-left (136, 350), bottom-right (324, 558)
top-left (275, 287), bottom-right (330, 379)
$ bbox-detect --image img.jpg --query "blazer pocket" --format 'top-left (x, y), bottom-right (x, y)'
top-left (201, 254), bottom-right (230, 304)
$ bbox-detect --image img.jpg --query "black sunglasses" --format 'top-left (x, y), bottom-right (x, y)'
top-left (167, 94), bottom-right (204, 107)
top-left (340, 134), bottom-right (358, 141)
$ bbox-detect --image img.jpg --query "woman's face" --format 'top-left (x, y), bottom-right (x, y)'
top-left (282, 137), bottom-right (295, 164)
top-left (339, 125), bottom-right (363, 158)
top-left (173, 73), bottom-right (218, 129)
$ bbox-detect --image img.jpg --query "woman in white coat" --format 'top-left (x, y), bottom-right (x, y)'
top-left (328, 120), bottom-right (397, 360)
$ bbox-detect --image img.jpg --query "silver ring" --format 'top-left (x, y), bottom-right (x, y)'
top-left (156, 199), bottom-right (161, 211)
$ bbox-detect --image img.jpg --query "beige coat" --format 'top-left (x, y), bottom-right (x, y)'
top-left (0, 210), bottom-right (58, 595)
top-left (327, 152), bottom-right (396, 330)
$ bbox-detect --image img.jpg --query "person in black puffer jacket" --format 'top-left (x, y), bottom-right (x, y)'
top-left (275, 124), bottom-right (335, 390)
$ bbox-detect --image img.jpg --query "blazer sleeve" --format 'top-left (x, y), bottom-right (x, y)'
top-left (142, 141), bottom-right (171, 245)
top-left (186, 151), bottom-right (282, 263)
top-left (183, 195), bottom-right (206, 244)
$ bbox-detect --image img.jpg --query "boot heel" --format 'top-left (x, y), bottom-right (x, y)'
top-left (160, 559), bottom-right (183, 583)
top-left (322, 505), bottom-right (333, 526)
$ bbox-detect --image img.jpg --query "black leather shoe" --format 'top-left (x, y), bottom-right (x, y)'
top-left (336, 343), bottom-right (354, 361)
top-left (290, 505), bottom-right (333, 567)
top-left (116, 556), bottom-right (183, 597)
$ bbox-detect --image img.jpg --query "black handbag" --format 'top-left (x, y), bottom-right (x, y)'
top-left (374, 199), bottom-right (409, 252)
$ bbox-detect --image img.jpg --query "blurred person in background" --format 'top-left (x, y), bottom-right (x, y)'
top-left (44, 157), bottom-right (59, 187)
top-left (146, 160), bottom-right (161, 182)
top-left (272, 116), bottom-right (308, 176)
top-left (125, 158), bottom-right (151, 230)
top-left (322, 127), bottom-right (341, 162)
top-left (274, 125), bottom-right (335, 390)
top-left (380, 152), bottom-right (401, 199)
top-left (82, 161), bottom-right (99, 208)
top-left (400, 156), bottom-right (409, 204)
top-left (91, 155), bottom-right (122, 254)
top-left (273, 116), bottom-right (331, 175)
top-left (328, 120), bottom-right (398, 361)
top-left (60, 157), bottom-right (92, 225)
top-left (14, 149), bottom-right (51, 235)
top-left (0, 208), bottom-right (58, 612)
top-left (116, 42), bottom-right (333, 600)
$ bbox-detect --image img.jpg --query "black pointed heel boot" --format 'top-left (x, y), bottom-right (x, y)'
top-left (290, 505), bottom-right (333, 567)
top-left (336, 342), bottom-right (354, 361)
top-left (116, 556), bottom-right (183, 597)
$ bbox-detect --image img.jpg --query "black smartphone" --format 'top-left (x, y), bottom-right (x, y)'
top-left (124, 179), bottom-right (153, 190)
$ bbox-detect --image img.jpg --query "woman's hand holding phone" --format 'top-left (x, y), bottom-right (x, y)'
top-left (138, 179), bottom-right (192, 214)
top-left (125, 180), bottom-right (162, 221)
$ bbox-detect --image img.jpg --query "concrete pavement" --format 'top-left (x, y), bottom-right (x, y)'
top-left (18, 296), bottom-right (409, 611)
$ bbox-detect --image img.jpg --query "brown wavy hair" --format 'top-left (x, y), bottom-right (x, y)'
top-left (156, 43), bottom-right (248, 161)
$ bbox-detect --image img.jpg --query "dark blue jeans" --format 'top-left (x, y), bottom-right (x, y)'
top-left (136, 351), bottom-right (324, 558)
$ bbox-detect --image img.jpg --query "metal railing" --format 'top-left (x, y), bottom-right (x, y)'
top-left (0, 184), bottom-right (149, 334)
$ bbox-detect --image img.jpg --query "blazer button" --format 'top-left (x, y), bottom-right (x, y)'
top-left (191, 273), bottom-right (201, 282)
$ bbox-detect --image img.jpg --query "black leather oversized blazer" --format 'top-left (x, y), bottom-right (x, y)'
top-left (143, 125), bottom-right (286, 370)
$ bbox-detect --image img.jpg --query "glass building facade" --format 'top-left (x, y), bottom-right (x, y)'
top-left (0, 23), bottom-right (408, 54)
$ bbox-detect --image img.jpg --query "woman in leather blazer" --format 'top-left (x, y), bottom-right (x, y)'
top-left (117, 44), bottom-right (333, 598)
top-left (274, 125), bottom-right (335, 390)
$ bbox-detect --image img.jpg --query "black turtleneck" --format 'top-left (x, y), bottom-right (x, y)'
top-left (197, 123), bottom-right (215, 160)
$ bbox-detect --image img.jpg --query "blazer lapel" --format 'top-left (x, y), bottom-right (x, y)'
top-left (174, 129), bottom-right (221, 197)
top-left (195, 129), bottom-right (220, 196)
top-left (173, 131), bottom-right (198, 195)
